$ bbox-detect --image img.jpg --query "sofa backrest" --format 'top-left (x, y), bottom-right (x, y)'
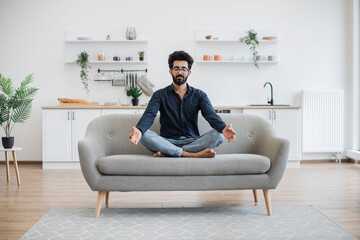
top-left (84, 113), bottom-right (275, 156)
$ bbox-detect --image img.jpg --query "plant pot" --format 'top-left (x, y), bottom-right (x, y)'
top-left (2, 137), bottom-right (14, 149)
top-left (139, 56), bottom-right (144, 61)
top-left (132, 98), bottom-right (139, 106)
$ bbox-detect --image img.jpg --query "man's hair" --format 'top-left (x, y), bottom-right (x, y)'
top-left (168, 51), bottom-right (194, 70)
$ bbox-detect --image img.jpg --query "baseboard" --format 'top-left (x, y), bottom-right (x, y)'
top-left (300, 159), bottom-right (353, 163)
top-left (346, 150), bottom-right (360, 160)
top-left (0, 160), bottom-right (42, 164)
top-left (42, 162), bottom-right (81, 169)
top-left (287, 161), bottom-right (300, 168)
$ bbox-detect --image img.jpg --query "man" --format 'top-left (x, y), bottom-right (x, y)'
top-left (129, 50), bottom-right (236, 158)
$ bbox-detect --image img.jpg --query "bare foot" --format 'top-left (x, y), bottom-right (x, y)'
top-left (153, 151), bottom-right (168, 157)
top-left (182, 149), bottom-right (216, 158)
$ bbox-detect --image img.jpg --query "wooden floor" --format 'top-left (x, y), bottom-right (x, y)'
top-left (0, 162), bottom-right (359, 239)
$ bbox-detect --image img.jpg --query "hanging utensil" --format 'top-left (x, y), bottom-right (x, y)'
top-left (128, 73), bottom-right (130, 89)
top-left (131, 72), bottom-right (134, 88)
top-left (129, 73), bottom-right (133, 87)
top-left (126, 73), bottom-right (130, 96)
top-left (133, 72), bottom-right (135, 87)
top-left (124, 73), bottom-right (127, 91)
top-left (128, 72), bottom-right (130, 89)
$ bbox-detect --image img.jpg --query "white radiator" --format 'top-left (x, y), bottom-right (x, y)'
top-left (302, 90), bottom-right (344, 152)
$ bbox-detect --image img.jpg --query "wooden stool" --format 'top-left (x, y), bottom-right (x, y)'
top-left (1, 147), bottom-right (22, 186)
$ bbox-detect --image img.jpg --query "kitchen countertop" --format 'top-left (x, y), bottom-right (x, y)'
top-left (42, 105), bottom-right (301, 109)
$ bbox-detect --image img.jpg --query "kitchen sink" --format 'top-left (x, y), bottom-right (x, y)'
top-left (248, 104), bottom-right (290, 106)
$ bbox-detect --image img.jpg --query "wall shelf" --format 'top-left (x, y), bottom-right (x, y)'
top-left (90, 60), bottom-right (147, 63)
top-left (64, 29), bottom-right (148, 64)
top-left (65, 40), bottom-right (147, 43)
top-left (196, 60), bottom-right (279, 63)
top-left (65, 29), bottom-right (148, 41)
top-left (65, 60), bottom-right (148, 64)
top-left (196, 40), bottom-right (279, 43)
top-left (195, 29), bottom-right (279, 65)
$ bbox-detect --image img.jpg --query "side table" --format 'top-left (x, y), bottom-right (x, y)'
top-left (1, 146), bottom-right (22, 186)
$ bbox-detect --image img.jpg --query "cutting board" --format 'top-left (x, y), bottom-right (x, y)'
top-left (60, 102), bottom-right (99, 106)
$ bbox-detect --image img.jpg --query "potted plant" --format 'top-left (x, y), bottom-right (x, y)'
top-left (138, 51), bottom-right (145, 61)
top-left (0, 73), bottom-right (39, 148)
top-left (76, 51), bottom-right (91, 94)
top-left (239, 29), bottom-right (260, 68)
top-left (126, 86), bottom-right (143, 106)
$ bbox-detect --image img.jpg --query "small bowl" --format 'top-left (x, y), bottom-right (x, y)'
top-left (113, 56), bottom-right (121, 61)
top-left (77, 37), bottom-right (92, 40)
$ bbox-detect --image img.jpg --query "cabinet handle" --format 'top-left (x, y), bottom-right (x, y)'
top-left (273, 111), bottom-right (276, 120)
top-left (72, 112), bottom-right (75, 120)
top-left (67, 111), bottom-right (70, 120)
top-left (268, 111), bottom-right (271, 120)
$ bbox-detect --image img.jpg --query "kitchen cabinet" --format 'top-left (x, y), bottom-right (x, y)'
top-left (64, 29), bottom-right (148, 64)
top-left (243, 108), bottom-right (301, 162)
top-left (195, 29), bottom-right (279, 64)
top-left (42, 109), bottom-right (101, 168)
top-left (42, 110), bottom-right (71, 163)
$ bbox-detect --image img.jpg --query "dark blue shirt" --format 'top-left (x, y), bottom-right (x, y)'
top-left (136, 84), bottom-right (227, 139)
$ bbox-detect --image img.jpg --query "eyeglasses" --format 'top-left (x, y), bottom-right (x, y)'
top-left (171, 67), bottom-right (189, 73)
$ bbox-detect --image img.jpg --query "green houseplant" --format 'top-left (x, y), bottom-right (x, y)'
top-left (138, 51), bottom-right (145, 61)
top-left (0, 73), bottom-right (39, 148)
top-left (76, 51), bottom-right (91, 94)
top-left (126, 86), bottom-right (143, 106)
top-left (239, 29), bottom-right (260, 68)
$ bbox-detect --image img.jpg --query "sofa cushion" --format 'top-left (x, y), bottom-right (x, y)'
top-left (97, 154), bottom-right (270, 176)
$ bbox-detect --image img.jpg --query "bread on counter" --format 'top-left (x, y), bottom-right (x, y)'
top-left (58, 98), bottom-right (89, 103)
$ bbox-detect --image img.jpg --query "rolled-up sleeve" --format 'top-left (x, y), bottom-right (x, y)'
top-left (136, 91), bottom-right (160, 133)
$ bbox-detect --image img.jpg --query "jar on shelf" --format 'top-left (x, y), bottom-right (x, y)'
top-left (126, 27), bottom-right (136, 40)
top-left (98, 51), bottom-right (105, 61)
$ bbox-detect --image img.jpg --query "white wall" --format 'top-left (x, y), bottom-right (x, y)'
top-left (348, 0), bottom-right (360, 151)
top-left (0, 0), bottom-right (350, 161)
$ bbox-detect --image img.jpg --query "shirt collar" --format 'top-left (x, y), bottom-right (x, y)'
top-left (168, 83), bottom-right (193, 94)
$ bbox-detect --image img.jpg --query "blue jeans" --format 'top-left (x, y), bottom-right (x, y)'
top-left (139, 129), bottom-right (225, 157)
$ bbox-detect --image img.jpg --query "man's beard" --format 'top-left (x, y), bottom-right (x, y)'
top-left (172, 74), bottom-right (188, 85)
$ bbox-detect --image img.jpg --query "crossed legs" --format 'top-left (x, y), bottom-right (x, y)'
top-left (140, 129), bottom-right (224, 158)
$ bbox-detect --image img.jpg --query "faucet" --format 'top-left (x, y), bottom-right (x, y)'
top-left (263, 82), bottom-right (273, 105)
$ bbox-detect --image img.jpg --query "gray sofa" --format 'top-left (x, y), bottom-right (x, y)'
top-left (78, 114), bottom-right (289, 218)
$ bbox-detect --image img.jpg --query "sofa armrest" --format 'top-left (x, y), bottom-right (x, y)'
top-left (78, 138), bottom-right (106, 191)
top-left (255, 135), bottom-right (290, 189)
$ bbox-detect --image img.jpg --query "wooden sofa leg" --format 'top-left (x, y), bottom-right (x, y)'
top-left (263, 189), bottom-right (272, 216)
top-left (95, 191), bottom-right (105, 218)
top-left (252, 189), bottom-right (258, 202)
top-left (105, 192), bottom-right (110, 205)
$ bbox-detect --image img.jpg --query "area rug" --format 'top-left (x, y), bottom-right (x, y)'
top-left (20, 206), bottom-right (357, 240)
